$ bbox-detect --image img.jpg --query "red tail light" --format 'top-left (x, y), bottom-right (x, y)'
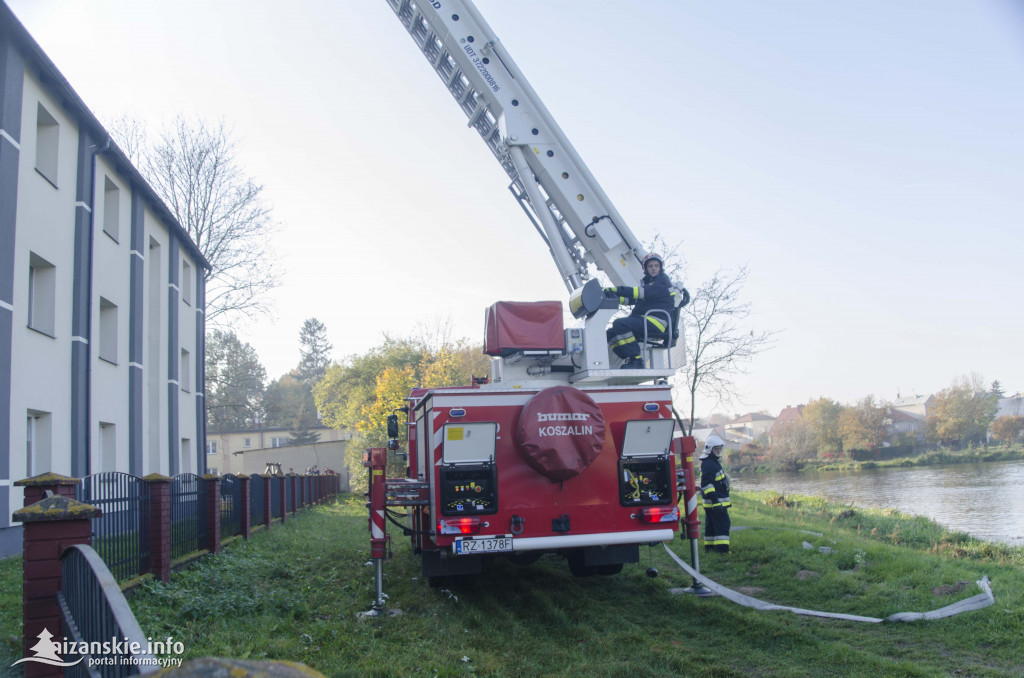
top-left (439, 517), bottom-right (482, 535)
top-left (640, 506), bottom-right (679, 524)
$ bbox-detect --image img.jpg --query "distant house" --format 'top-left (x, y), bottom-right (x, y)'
top-left (892, 394), bottom-right (934, 421)
top-left (886, 407), bottom-right (925, 438)
top-left (768, 404), bottom-right (805, 445)
top-left (995, 394), bottom-right (1023, 419)
top-left (689, 426), bottom-right (745, 452)
top-left (723, 412), bottom-right (775, 443)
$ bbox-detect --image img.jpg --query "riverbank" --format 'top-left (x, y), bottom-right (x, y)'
top-left (3, 493), bottom-right (1020, 676)
top-left (731, 444), bottom-right (1024, 475)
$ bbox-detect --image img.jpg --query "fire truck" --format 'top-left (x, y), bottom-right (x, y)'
top-left (364, 0), bottom-right (702, 607)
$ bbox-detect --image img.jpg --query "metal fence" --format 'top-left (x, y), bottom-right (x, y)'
top-left (75, 472), bottom-right (151, 582)
top-left (284, 476), bottom-right (293, 513)
top-left (219, 475), bottom-right (241, 538)
top-left (169, 474), bottom-right (207, 561)
top-left (59, 545), bottom-right (158, 676)
top-left (249, 474), bottom-right (265, 525)
top-left (270, 476), bottom-right (282, 519)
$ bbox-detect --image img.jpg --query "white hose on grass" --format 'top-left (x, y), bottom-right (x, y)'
top-left (662, 543), bottom-right (994, 623)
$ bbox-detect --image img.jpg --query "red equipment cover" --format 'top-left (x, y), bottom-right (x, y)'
top-left (484, 301), bottom-right (565, 356)
top-left (516, 386), bottom-right (606, 481)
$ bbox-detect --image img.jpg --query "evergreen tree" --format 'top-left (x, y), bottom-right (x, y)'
top-left (205, 330), bottom-right (266, 432)
top-left (289, 402), bottom-right (322, 445)
top-left (298, 318), bottom-right (333, 385)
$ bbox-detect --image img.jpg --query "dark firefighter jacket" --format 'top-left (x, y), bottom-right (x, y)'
top-left (610, 271), bottom-right (680, 335)
top-left (700, 454), bottom-right (731, 509)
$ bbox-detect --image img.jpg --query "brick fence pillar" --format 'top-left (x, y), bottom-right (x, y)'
top-left (16, 472), bottom-right (80, 507)
top-left (262, 474), bottom-right (272, 530)
top-left (12, 495), bottom-right (101, 678)
top-left (144, 474), bottom-right (171, 582)
top-left (238, 475), bottom-right (252, 539)
top-left (203, 475), bottom-right (221, 554)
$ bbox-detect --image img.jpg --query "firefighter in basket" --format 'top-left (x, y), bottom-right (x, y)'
top-left (604, 252), bottom-right (689, 369)
top-left (699, 435), bottom-right (731, 553)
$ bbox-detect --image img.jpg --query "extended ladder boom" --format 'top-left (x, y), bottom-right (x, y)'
top-left (385, 0), bottom-right (648, 291)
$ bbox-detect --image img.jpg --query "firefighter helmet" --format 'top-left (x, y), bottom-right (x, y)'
top-left (642, 252), bottom-right (664, 270)
top-left (701, 435), bottom-right (725, 458)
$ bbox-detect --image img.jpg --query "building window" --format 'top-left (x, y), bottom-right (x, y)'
top-left (271, 436), bottom-right (287, 448)
top-left (28, 252), bottom-right (56, 337)
top-left (181, 438), bottom-right (192, 474)
top-left (98, 297), bottom-right (118, 363)
top-left (103, 176), bottom-right (120, 241)
top-left (208, 467), bottom-right (218, 475)
top-left (180, 349), bottom-right (190, 392)
top-left (26, 411), bottom-right (52, 477)
top-left (35, 103), bottom-right (59, 185)
top-left (181, 260), bottom-right (191, 305)
top-left (243, 437), bottom-right (251, 448)
top-left (98, 422), bottom-right (116, 472)
top-left (207, 440), bottom-right (218, 455)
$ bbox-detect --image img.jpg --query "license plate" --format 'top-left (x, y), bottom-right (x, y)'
top-left (454, 536), bottom-right (513, 555)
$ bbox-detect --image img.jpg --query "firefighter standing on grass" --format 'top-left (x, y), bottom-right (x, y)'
top-left (700, 435), bottom-right (731, 553)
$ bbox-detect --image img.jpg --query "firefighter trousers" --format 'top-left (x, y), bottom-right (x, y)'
top-left (703, 505), bottom-right (730, 553)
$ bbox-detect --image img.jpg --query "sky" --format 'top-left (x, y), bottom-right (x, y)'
top-left (8, 0), bottom-right (1024, 418)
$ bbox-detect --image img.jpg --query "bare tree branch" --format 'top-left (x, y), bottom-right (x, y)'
top-left (676, 266), bottom-right (778, 435)
top-left (110, 115), bottom-right (279, 327)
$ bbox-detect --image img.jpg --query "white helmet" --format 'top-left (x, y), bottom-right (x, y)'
top-left (701, 435), bottom-right (725, 458)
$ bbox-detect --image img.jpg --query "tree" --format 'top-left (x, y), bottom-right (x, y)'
top-left (205, 330), bottom-right (266, 432)
top-left (677, 266), bottom-right (776, 434)
top-left (801, 397), bottom-right (844, 457)
top-left (314, 333), bottom-right (490, 481)
top-left (767, 416), bottom-right (817, 470)
top-left (111, 115), bottom-right (277, 326)
top-left (262, 372), bottom-right (314, 428)
top-left (926, 374), bottom-right (999, 447)
top-left (838, 395), bottom-right (888, 452)
top-left (297, 318), bottom-right (333, 384)
top-left (989, 415), bottom-right (1024, 446)
top-left (990, 380), bottom-right (1005, 398)
top-left (288, 402), bottom-right (322, 446)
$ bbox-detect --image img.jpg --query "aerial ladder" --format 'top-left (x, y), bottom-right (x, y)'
top-left (385, 0), bottom-right (687, 384)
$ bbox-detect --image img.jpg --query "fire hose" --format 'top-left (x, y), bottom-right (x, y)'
top-left (662, 542), bottom-right (995, 623)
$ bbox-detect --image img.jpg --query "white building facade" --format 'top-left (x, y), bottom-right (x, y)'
top-left (1, 4), bottom-right (210, 555)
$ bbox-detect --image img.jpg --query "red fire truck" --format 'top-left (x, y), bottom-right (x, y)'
top-left (364, 0), bottom-right (702, 609)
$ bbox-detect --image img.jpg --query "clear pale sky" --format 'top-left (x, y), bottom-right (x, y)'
top-left (8, 0), bottom-right (1024, 417)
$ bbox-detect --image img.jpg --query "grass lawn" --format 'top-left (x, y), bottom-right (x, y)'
top-left (2, 493), bottom-right (1022, 677)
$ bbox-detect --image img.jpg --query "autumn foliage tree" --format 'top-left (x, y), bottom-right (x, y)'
top-left (989, 415), bottom-right (1024, 446)
top-left (926, 375), bottom-right (999, 448)
top-left (838, 395), bottom-right (888, 452)
top-left (314, 334), bottom-right (490, 480)
top-left (801, 397), bottom-right (844, 457)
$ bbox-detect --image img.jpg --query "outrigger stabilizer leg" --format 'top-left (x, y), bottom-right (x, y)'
top-left (675, 436), bottom-right (712, 596)
top-left (360, 447), bottom-right (389, 618)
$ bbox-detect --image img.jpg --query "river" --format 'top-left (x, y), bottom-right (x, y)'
top-left (730, 459), bottom-right (1024, 547)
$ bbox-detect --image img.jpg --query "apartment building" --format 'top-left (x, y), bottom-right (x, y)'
top-left (1, 4), bottom-right (210, 555)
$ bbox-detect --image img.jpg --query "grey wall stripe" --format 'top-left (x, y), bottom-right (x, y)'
top-left (70, 127), bottom-right (96, 478)
top-left (195, 274), bottom-right (206, 474)
top-left (167, 238), bottom-right (179, 476)
top-left (128, 190), bottom-right (144, 475)
top-left (0, 34), bottom-right (23, 526)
